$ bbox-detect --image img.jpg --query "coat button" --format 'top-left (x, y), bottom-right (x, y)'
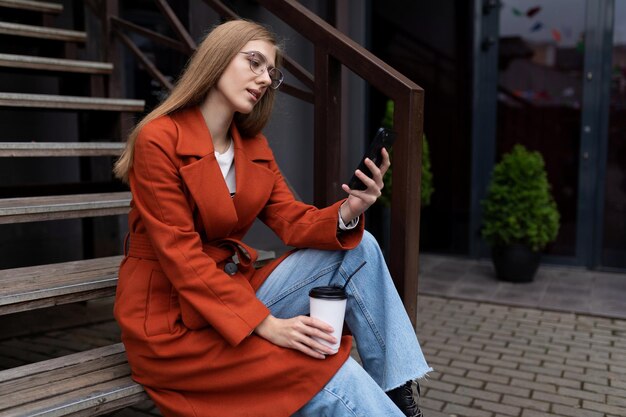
top-left (224, 262), bottom-right (238, 276)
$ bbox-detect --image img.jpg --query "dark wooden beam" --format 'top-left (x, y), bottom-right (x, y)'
top-left (313, 47), bottom-right (342, 207)
top-left (257, 0), bottom-right (420, 98)
top-left (200, 0), bottom-right (239, 20)
top-left (281, 55), bottom-right (314, 91)
top-left (279, 82), bottom-right (314, 103)
top-left (390, 89), bottom-right (424, 326)
top-left (153, 0), bottom-right (196, 54)
top-left (110, 16), bottom-right (189, 54)
top-left (114, 29), bottom-right (174, 91)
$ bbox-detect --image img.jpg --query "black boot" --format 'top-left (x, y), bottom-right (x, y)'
top-left (386, 381), bottom-right (423, 417)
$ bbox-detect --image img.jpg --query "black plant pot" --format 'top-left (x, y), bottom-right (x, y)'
top-left (491, 244), bottom-right (541, 283)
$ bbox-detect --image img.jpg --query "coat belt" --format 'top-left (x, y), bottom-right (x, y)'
top-left (125, 233), bottom-right (258, 269)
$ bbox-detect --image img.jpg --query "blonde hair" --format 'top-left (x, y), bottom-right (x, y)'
top-left (113, 20), bottom-right (282, 182)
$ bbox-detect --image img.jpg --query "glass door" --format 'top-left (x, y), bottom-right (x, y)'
top-left (497, 0), bottom-right (587, 257)
top-left (601, 0), bottom-right (626, 268)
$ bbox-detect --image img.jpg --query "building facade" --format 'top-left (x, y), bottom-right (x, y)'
top-left (2, 0), bottom-right (624, 274)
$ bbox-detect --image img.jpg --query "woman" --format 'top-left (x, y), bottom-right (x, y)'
top-left (113, 19), bottom-right (430, 417)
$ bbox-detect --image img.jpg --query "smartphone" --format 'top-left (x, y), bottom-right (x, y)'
top-left (348, 127), bottom-right (396, 191)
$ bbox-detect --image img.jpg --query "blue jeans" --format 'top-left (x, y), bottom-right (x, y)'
top-left (256, 231), bottom-right (432, 417)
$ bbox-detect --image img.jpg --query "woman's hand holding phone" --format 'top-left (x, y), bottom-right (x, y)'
top-left (340, 147), bottom-right (391, 224)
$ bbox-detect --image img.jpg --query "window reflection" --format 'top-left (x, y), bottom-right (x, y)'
top-left (602, 1), bottom-right (626, 267)
top-left (497, 0), bottom-right (586, 256)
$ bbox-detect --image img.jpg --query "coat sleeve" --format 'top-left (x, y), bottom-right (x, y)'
top-left (257, 140), bottom-right (365, 250)
top-left (130, 120), bottom-right (269, 347)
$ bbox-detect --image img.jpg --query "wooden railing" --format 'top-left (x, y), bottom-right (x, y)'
top-left (105, 0), bottom-right (424, 323)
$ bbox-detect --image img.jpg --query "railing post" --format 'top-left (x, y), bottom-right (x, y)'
top-left (390, 89), bottom-right (424, 327)
top-left (313, 48), bottom-right (342, 207)
top-left (104, 0), bottom-right (134, 136)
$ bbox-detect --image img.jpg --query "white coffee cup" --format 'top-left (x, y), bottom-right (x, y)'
top-left (309, 286), bottom-right (347, 354)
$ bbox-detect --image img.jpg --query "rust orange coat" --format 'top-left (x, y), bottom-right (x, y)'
top-left (114, 107), bottom-right (365, 417)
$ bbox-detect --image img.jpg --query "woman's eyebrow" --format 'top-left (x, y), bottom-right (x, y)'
top-left (250, 50), bottom-right (276, 68)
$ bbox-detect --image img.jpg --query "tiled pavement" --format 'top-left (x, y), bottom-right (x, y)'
top-left (416, 295), bottom-right (626, 417)
top-left (0, 254), bottom-right (625, 416)
top-left (418, 254), bottom-right (626, 319)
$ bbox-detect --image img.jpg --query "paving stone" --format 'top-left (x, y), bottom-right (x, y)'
top-left (473, 399), bottom-right (521, 416)
top-left (427, 354), bottom-right (452, 366)
top-left (583, 381), bottom-right (626, 396)
top-left (607, 394), bottom-right (626, 407)
top-left (551, 404), bottom-right (603, 417)
top-left (492, 366), bottom-right (536, 381)
top-left (610, 378), bottom-right (626, 389)
top-left (477, 357), bottom-right (518, 370)
top-left (484, 382), bottom-right (530, 398)
top-left (442, 403), bottom-right (493, 417)
top-left (581, 400), bottom-right (626, 415)
top-left (521, 410), bottom-right (566, 417)
top-left (501, 394), bottom-right (550, 412)
top-left (421, 379), bottom-right (457, 393)
top-left (518, 364), bottom-right (564, 378)
top-left (610, 363), bottom-right (626, 374)
top-left (500, 354), bottom-right (541, 366)
top-left (419, 396), bottom-right (445, 411)
top-left (557, 386), bottom-right (605, 402)
top-left (542, 361), bottom-right (585, 375)
top-left (427, 389), bottom-right (473, 406)
top-left (510, 378), bottom-right (557, 393)
top-left (466, 370), bottom-right (510, 385)
top-left (441, 374), bottom-right (485, 389)
top-left (561, 370), bottom-right (609, 386)
top-left (535, 374), bottom-right (581, 389)
top-left (523, 351), bottom-right (565, 364)
top-left (450, 360), bottom-right (490, 373)
top-left (455, 386), bottom-right (501, 403)
top-left (531, 390), bottom-right (580, 407)
top-left (420, 406), bottom-right (456, 417)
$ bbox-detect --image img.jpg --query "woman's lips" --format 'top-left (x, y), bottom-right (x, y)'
top-left (247, 89), bottom-right (261, 101)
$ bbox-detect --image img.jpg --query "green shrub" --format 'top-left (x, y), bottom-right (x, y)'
top-left (481, 144), bottom-right (560, 251)
top-left (379, 100), bottom-right (434, 207)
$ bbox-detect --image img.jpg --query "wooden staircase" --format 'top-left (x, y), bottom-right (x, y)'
top-left (0, 1), bottom-right (149, 415)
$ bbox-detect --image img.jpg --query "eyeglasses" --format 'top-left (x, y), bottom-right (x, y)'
top-left (239, 51), bottom-right (284, 90)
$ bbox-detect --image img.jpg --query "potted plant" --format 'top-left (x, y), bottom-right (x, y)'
top-left (481, 144), bottom-right (560, 282)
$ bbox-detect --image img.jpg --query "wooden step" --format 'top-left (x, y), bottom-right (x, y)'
top-left (0, 256), bottom-right (122, 315)
top-left (0, 142), bottom-right (124, 157)
top-left (0, 0), bottom-right (62, 14)
top-left (0, 53), bottom-right (113, 74)
top-left (0, 343), bottom-right (148, 416)
top-left (0, 192), bottom-right (131, 224)
top-left (0, 247), bottom-right (276, 316)
top-left (0, 92), bottom-right (145, 111)
top-left (0, 21), bottom-right (85, 42)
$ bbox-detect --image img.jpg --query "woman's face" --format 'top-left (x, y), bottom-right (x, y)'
top-left (214, 39), bottom-right (277, 115)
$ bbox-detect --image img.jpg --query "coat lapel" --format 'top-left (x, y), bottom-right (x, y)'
top-left (230, 124), bottom-right (274, 228)
top-left (175, 108), bottom-right (238, 239)
top-left (172, 107), bottom-right (275, 239)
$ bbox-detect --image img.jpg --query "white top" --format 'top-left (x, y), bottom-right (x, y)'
top-left (214, 139), bottom-right (357, 230)
top-left (215, 140), bottom-right (236, 196)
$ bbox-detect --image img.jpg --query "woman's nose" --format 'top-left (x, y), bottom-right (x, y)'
top-left (257, 69), bottom-right (272, 86)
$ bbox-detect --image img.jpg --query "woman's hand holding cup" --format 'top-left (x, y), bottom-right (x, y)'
top-left (254, 314), bottom-right (337, 359)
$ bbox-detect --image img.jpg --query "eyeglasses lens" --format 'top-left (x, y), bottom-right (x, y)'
top-left (243, 51), bottom-right (283, 89)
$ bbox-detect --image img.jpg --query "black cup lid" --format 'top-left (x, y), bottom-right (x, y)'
top-left (309, 286), bottom-right (347, 300)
